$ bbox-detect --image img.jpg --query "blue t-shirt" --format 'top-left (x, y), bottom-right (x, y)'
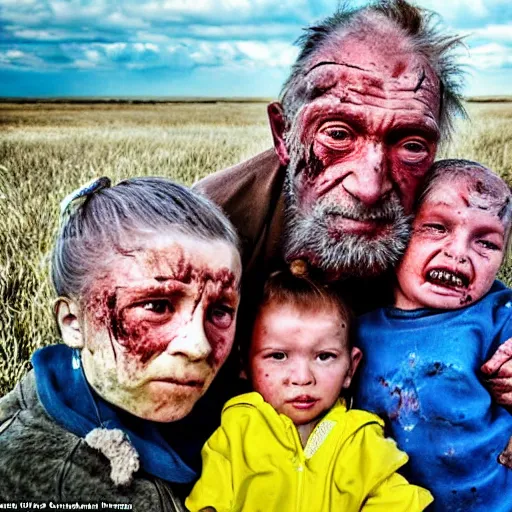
top-left (354, 280), bottom-right (512, 512)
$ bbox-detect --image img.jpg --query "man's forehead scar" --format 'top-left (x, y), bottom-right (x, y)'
top-left (414, 69), bottom-right (426, 93)
top-left (305, 61), bottom-right (368, 76)
top-left (350, 79), bottom-right (437, 93)
top-left (303, 77), bottom-right (437, 105)
top-left (306, 61), bottom-right (432, 87)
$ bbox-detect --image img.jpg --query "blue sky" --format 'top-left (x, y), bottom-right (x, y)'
top-left (0, 0), bottom-right (510, 98)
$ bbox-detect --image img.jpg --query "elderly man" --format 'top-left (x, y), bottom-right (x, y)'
top-left (196, 1), bottom-right (512, 400)
top-left (197, 1), bottom-right (461, 295)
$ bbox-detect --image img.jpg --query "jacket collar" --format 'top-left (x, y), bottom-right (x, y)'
top-left (32, 344), bottom-right (197, 484)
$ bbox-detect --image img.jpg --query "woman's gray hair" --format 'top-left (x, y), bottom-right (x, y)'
top-left (281, 0), bottom-right (466, 141)
top-left (52, 177), bottom-right (240, 300)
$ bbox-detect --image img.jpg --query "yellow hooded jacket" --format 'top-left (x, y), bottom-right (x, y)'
top-left (186, 392), bottom-right (432, 512)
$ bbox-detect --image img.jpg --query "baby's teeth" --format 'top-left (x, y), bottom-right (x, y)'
top-left (429, 270), bottom-right (465, 287)
top-left (428, 269), bottom-right (466, 287)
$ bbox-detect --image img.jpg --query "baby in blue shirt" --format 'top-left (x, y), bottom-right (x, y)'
top-left (355, 159), bottom-right (512, 512)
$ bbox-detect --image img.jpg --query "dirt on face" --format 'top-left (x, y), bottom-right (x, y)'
top-left (280, 32), bottom-right (440, 277)
top-left (80, 233), bottom-right (241, 422)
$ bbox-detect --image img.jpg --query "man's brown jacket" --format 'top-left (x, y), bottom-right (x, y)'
top-left (194, 148), bottom-right (286, 290)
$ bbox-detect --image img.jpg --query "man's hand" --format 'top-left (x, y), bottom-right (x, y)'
top-left (481, 338), bottom-right (512, 408)
top-left (498, 436), bottom-right (512, 469)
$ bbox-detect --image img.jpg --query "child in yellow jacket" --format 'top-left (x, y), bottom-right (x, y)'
top-left (186, 270), bottom-right (433, 512)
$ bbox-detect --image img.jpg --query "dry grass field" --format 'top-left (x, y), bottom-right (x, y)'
top-left (1, 100), bottom-right (511, 396)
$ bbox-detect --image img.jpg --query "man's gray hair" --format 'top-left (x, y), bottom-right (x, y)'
top-left (281, 0), bottom-right (466, 140)
top-left (52, 177), bottom-right (239, 300)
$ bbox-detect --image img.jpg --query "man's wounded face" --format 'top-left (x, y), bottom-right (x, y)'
top-left (395, 168), bottom-right (511, 310)
top-left (280, 32), bottom-right (441, 278)
top-left (79, 232), bottom-right (241, 422)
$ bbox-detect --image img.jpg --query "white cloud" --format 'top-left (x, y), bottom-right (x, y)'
top-left (105, 11), bottom-right (149, 29)
top-left (420, 0), bottom-right (489, 20)
top-left (135, 31), bottom-right (173, 43)
top-left (1, 0), bottom-right (510, 79)
top-left (133, 42), bottom-right (159, 53)
top-left (84, 49), bottom-right (100, 62)
top-left (461, 42), bottom-right (512, 70)
top-left (235, 41), bottom-right (297, 67)
top-left (48, 0), bottom-right (106, 21)
top-left (127, 0), bottom-right (309, 23)
top-left (0, 48), bottom-right (46, 68)
top-left (471, 23), bottom-right (512, 43)
top-left (0, 0), bottom-right (39, 6)
top-left (187, 22), bottom-right (297, 39)
top-left (180, 39), bottom-right (298, 69)
top-left (5, 50), bottom-right (26, 59)
top-left (73, 59), bottom-right (97, 69)
top-left (102, 43), bottom-right (128, 55)
top-left (12, 29), bottom-right (65, 41)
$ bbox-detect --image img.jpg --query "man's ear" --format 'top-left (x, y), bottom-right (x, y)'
top-left (343, 347), bottom-right (363, 389)
top-left (267, 102), bottom-right (290, 166)
top-left (55, 297), bottom-right (84, 349)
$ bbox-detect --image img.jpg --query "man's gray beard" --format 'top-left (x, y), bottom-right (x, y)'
top-left (283, 155), bottom-right (412, 278)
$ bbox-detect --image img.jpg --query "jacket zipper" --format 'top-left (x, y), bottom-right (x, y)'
top-left (290, 425), bottom-right (306, 512)
top-left (292, 418), bottom-right (332, 512)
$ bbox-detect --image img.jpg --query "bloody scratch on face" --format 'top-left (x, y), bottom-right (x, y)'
top-left (86, 262), bottom-right (238, 368)
top-left (77, 233), bottom-right (241, 422)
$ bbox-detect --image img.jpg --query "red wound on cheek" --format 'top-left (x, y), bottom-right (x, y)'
top-left (115, 311), bottom-right (188, 364)
top-left (85, 262), bottom-right (238, 368)
top-left (86, 285), bottom-right (177, 364)
top-left (201, 268), bottom-right (238, 369)
top-left (207, 331), bottom-right (232, 368)
top-left (86, 287), bottom-right (118, 332)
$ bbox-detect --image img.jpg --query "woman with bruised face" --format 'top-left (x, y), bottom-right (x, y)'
top-left (0, 177), bottom-right (242, 509)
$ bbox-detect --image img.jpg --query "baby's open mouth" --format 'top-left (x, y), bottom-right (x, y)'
top-left (426, 269), bottom-right (469, 289)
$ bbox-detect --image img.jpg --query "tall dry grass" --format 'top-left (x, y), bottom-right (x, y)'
top-left (0, 101), bottom-right (511, 396)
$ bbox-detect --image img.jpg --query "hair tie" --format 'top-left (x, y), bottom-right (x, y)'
top-left (60, 176), bottom-right (111, 218)
top-left (289, 258), bottom-right (309, 278)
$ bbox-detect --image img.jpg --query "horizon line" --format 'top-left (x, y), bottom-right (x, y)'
top-left (1, 95), bottom-right (511, 104)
